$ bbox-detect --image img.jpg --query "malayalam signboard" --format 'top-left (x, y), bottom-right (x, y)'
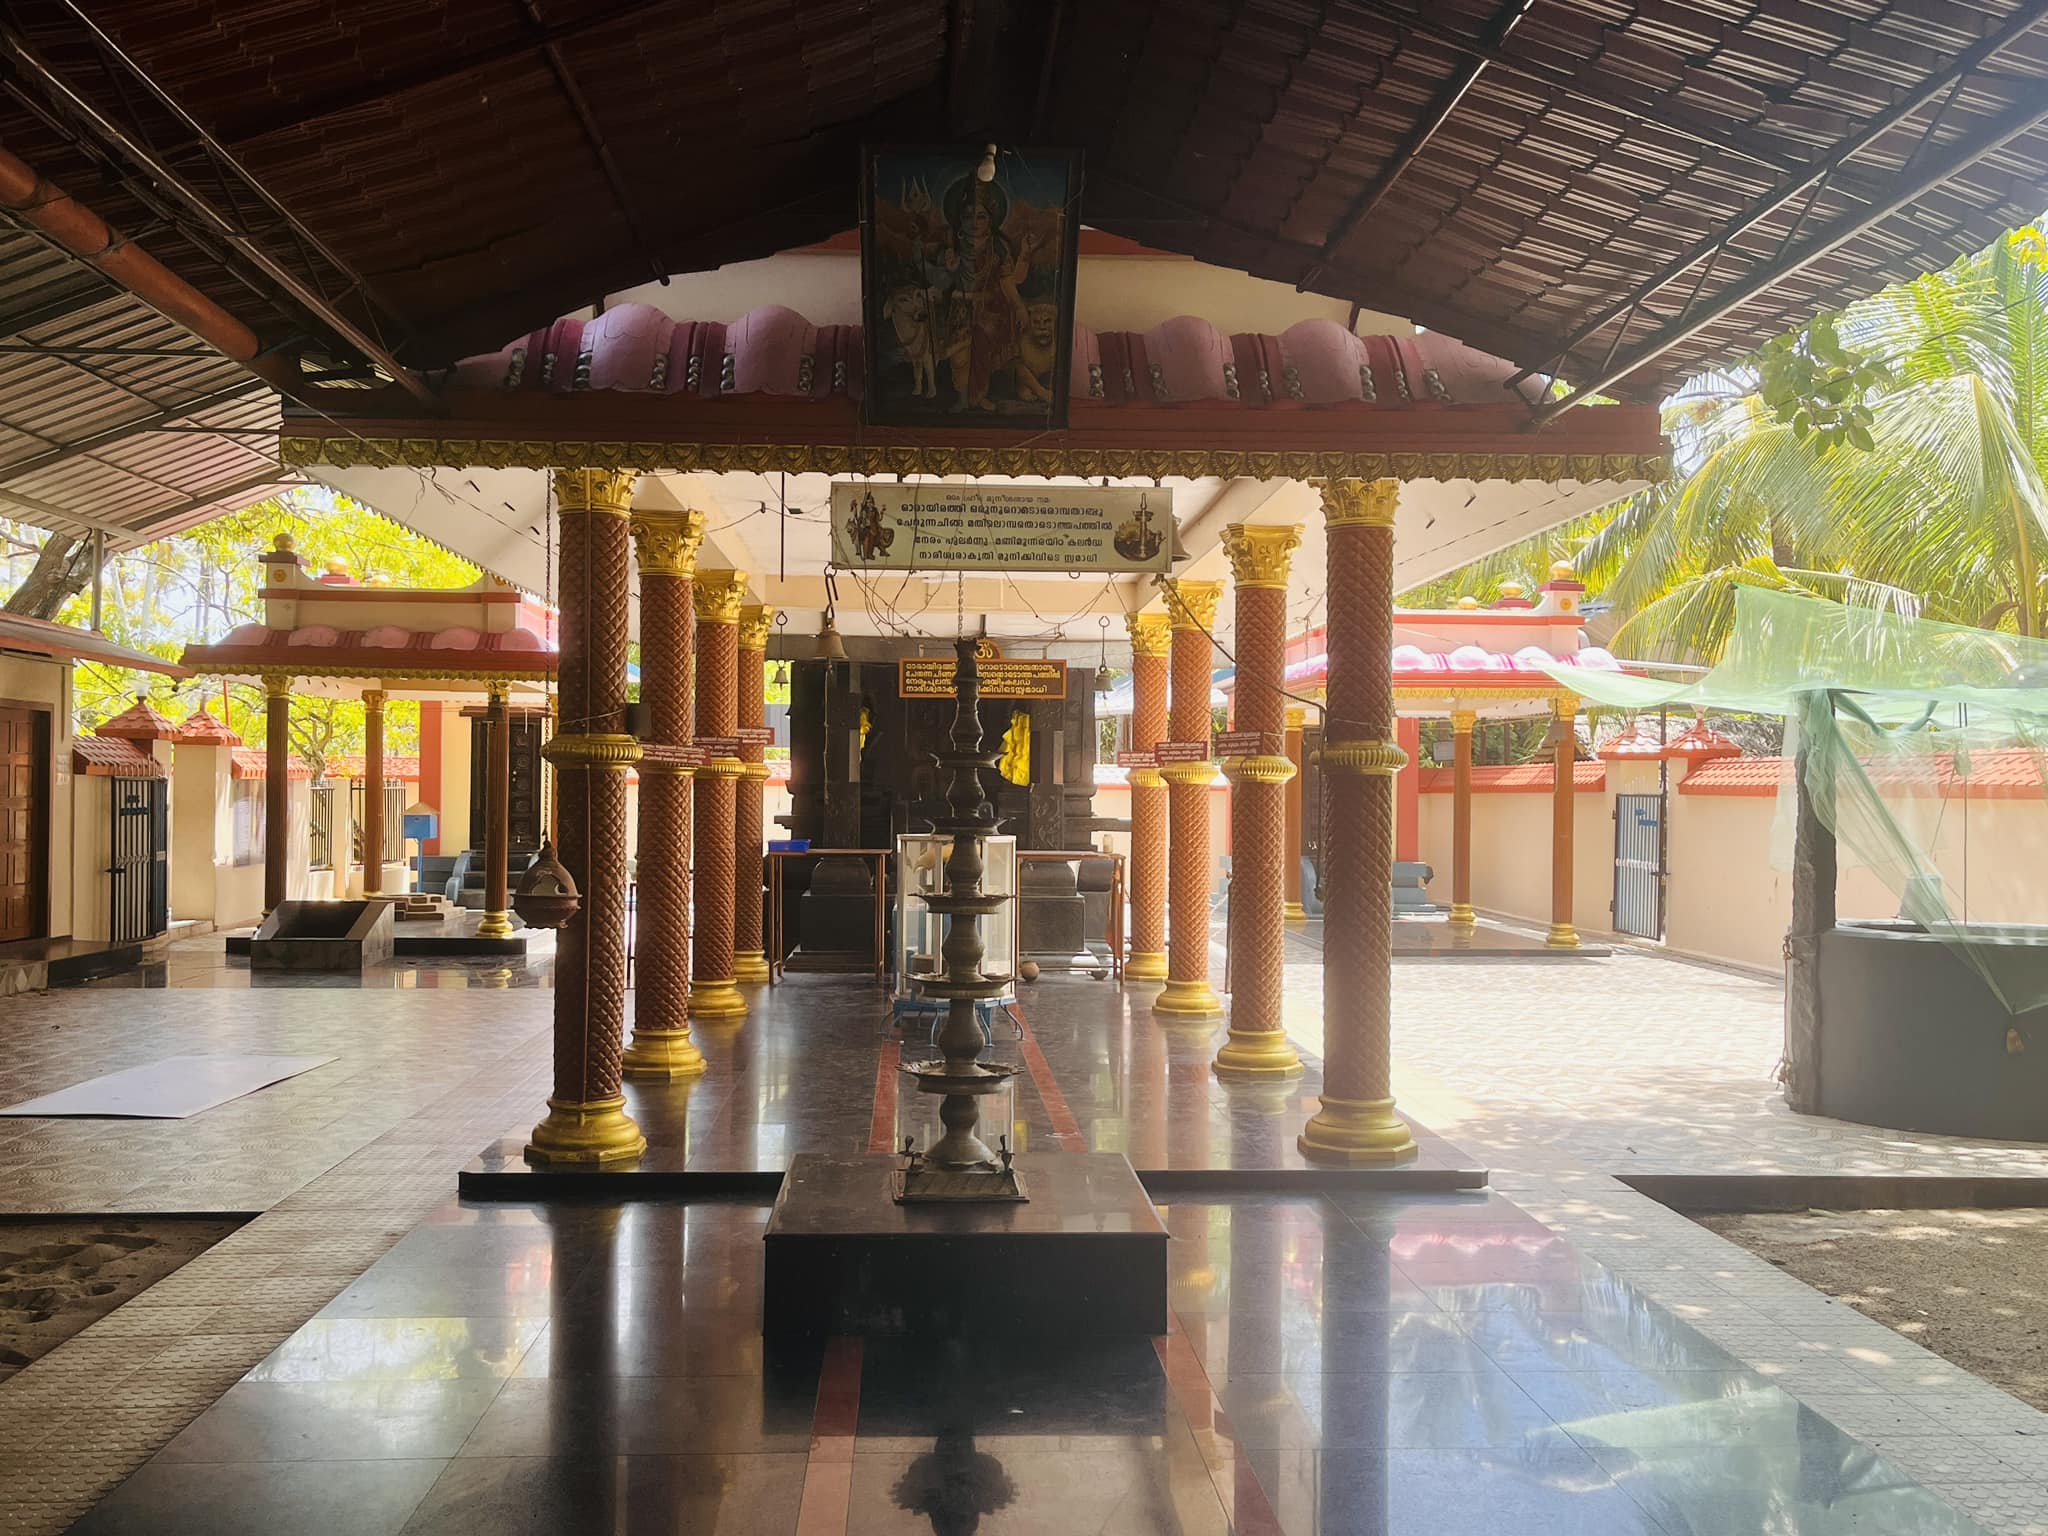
top-left (831, 482), bottom-right (1174, 573)
top-left (1155, 740), bottom-right (1211, 763)
top-left (898, 657), bottom-right (1067, 700)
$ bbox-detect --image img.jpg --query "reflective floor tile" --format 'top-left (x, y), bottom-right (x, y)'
top-left (156, 1380), bottom-right (505, 1463)
top-left (1208, 1369), bottom-right (1561, 1451)
top-left (243, 1318), bottom-right (546, 1383)
top-left (66, 1457), bottom-right (447, 1536)
top-left (1178, 1310), bottom-right (1494, 1378)
top-left (398, 1453), bottom-right (806, 1535)
top-left (1590, 1442), bottom-right (1998, 1535)
top-left (1458, 1309), bottom-right (1747, 1374)
top-left (852, 1335), bottom-right (1173, 1451)
top-left (848, 1433), bottom-right (1230, 1536)
top-left (1249, 1443), bottom-right (1670, 1536)
top-left (458, 1375), bottom-right (816, 1459)
top-left (514, 1310), bottom-right (817, 1379)
top-left (1510, 1368), bottom-right (1832, 1452)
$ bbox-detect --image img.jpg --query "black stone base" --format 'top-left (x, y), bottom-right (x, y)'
top-left (226, 931), bottom-right (527, 958)
top-left (762, 1151), bottom-right (1168, 1338)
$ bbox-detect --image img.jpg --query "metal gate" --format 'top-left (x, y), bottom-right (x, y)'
top-left (1612, 792), bottom-right (1664, 940)
top-left (109, 776), bottom-right (168, 944)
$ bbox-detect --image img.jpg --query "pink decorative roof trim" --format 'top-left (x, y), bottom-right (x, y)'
top-left (1286, 645), bottom-right (1620, 688)
top-left (453, 303), bottom-right (1546, 410)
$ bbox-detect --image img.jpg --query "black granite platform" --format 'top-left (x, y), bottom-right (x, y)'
top-left (456, 972), bottom-right (1488, 1198)
top-left (763, 1150), bottom-right (1167, 1337)
top-left (226, 908), bottom-right (529, 958)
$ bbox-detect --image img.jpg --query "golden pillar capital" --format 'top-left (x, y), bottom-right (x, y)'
top-left (552, 467), bottom-right (637, 516)
top-left (1285, 705), bottom-right (1307, 731)
top-left (1161, 578), bottom-right (1223, 632)
top-left (628, 508), bottom-right (705, 577)
top-left (736, 604), bottom-right (776, 652)
top-left (1315, 476), bottom-right (1399, 528)
top-left (360, 688), bottom-right (386, 711)
top-left (1222, 523), bottom-right (1302, 589)
top-left (265, 675), bottom-right (294, 701)
top-left (1126, 611), bottom-right (1173, 658)
top-left (693, 569), bottom-right (749, 625)
top-left (1553, 692), bottom-right (1581, 720)
top-left (1450, 708), bottom-right (1477, 734)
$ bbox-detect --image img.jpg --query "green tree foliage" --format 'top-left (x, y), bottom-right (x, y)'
top-left (1403, 224), bottom-right (2048, 663)
top-left (1, 488), bottom-right (480, 772)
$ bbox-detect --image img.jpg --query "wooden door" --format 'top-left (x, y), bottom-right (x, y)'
top-left (0, 706), bottom-right (48, 943)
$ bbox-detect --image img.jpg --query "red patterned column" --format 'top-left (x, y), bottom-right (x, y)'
top-left (1214, 524), bottom-right (1304, 1080)
top-left (1548, 695), bottom-right (1582, 949)
top-left (361, 689), bottom-right (385, 896)
top-left (528, 468), bottom-right (645, 1165)
top-left (477, 684), bottom-right (515, 938)
top-left (622, 509), bottom-right (705, 1078)
top-left (732, 605), bottom-right (774, 984)
top-left (1448, 708), bottom-right (1477, 931)
top-left (1155, 579), bottom-right (1224, 1019)
top-left (691, 570), bottom-right (751, 1022)
top-left (1283, 705), bottom-right (1307, 923)
top-left (1299, 478), bottom-right (1417, 1165)
top-left (1125, 612), bottom-right (1172, 982)
top-left (263, 676), bottom-right (290, 914)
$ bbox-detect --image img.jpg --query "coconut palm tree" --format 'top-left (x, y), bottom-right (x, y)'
top-left (1408, 227), bottom-right (2048, 663)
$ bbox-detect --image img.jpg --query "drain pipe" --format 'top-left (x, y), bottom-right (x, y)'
top-left (0, 142), bottom-right (260, 364)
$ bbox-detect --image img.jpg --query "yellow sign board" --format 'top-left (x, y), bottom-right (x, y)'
top-left (898, 657), bottom-right (1068, 700)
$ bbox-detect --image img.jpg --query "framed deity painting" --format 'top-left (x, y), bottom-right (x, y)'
top-left (861, 146), bottom-right (1082, 431)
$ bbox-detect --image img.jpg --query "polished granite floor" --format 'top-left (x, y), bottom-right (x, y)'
top-left (63, 1189), bottom-right (1991, 1535)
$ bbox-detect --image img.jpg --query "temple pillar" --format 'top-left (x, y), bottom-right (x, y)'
top-left (263, 676), bottom-right (290, 914)
top-left (477, 683), bottom-right (515, 937)
top-left (1395, 717), bottom-right (1421, 864)
top-left (691, 570), bottom-right (751, 1022)
top-left (1155, 579), bottom-right (1225, 1019)
top-left (623, 509), bottom-right (705, 1078)
top-left (361, 689), bottom-right (385, 896)
top-left (1125, 613), bottom-right (1172, 981)
top-left (732, 605), bottom-right (774, 984)
top-left (1299, 478), bottom-right (1417, 1165)
top-left (1548, 695), bottom-right (1581, 949)
top-left (527, 468), bottom-right (644, 1166)
top-left (1283, 705), bottom-right (1307, 923)
top-left (1213, 524), bottom-right (1303, 1081)
top-left (1448, 708), bottom-right (1476, 932)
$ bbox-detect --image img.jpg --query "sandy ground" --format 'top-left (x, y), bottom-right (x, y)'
top-left (1700, 1207), bottom-right (2048, 1412)
top-left (0, 1216), bottom-right (242, 1381)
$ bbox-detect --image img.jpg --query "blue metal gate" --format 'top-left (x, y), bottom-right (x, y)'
top-left (1612, 792), bottom-right (1664, 940)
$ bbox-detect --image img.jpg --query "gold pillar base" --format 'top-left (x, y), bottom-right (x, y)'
top-left (1126, 950), bottom-right (1169, 982)
top-left (1298, 1096), bottom-right (1419, 1166)
top-left (524, 1095), bottom-right (646, 1166)
top-left (1213, 1030), bottom-right (1304, 1081)
top-left (732, 950), bottom-right (772, 984)
top-left (620, 1029), bottom-right (706, 1080)
top-left (1154, 977), bottom-right (1223, 1016)
top-left (1447, 903), bottom-right (1477, 931)
top-left (1283, 902), bottom-right (1308, 924)
top-left (1545, 923), bottom-right (1581, 950)
top-left (689, 978), bottom-right (750, 1020)
top-left (476, 910), bottom-right (516, 939)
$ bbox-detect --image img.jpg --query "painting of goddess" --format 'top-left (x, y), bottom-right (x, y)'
top-left (862, 146), bottom-right (1081, 429)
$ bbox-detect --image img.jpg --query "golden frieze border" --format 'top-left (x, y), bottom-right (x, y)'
top-left (282, 437), bottom-right (1672, 486)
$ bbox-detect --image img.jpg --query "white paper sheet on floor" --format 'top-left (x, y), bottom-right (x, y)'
top-left (0, 1054), bottom-right (336, 1118)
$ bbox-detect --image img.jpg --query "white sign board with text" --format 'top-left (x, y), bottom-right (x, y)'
top-left (829, 482), bottom-right (1175, 573)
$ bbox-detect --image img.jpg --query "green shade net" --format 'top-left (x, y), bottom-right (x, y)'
top-left (1547, 587), bottom-right (2048, 1012)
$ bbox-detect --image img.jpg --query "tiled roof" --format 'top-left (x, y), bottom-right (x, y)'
top-left (71, 735), bottom-right (163, 778)
top-left (229, 747), bottom-right (314, 781)
top-left (95, 694), bottom-right (178, 741)
top-left (1683, 752), bottom-right (2048, 799)
top-left (1419, 762), bottom-right (1606, 794)
top-left (325, 754), bottom-right (422, 781)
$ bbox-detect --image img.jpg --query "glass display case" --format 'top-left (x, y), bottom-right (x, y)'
top-left (895, 832), bottom-right (1017, 1001)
